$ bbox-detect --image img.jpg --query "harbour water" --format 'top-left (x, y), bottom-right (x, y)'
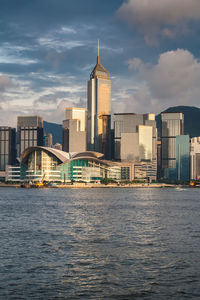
top-left (0, 187), bottom-right (200, 299)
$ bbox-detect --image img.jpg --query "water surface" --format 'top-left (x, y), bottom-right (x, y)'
top-left (0, 188), bottom-right (200, 299)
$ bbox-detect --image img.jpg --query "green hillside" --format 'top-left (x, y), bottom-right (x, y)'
top-left (43, 121), bottom-right (62, 145)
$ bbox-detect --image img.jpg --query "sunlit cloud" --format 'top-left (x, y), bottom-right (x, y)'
top-left (117, 0), bottom-right (200, 44)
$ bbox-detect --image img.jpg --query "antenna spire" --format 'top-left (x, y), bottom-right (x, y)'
top-left (97, 39), bottom-right (100, 64)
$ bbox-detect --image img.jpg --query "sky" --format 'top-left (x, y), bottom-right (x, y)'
top-left (1, 0), bottom-right (200, 126)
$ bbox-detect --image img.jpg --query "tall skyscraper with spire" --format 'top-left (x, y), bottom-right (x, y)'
top-left (87, 41), bottom-right (111, 158)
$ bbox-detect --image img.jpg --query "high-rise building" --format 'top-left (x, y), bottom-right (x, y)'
top-left (190, 137), bottom-right (200, 180)
top-left (17, 116), bottom-right (43, 155)
top-left (63, 108), bottom-right (87, 152)
top-left (157, 140), bottom-right (162, 179)
top-left (0, 127), bottom-right (16, 171)
top-left (176, 135), bottom-right (190, 181)
top-left (87, 42), bottom-right (111, 158)
top-left (114, 113), bottom-right (157, 161)
top-left (161, 112), bottom-right (184, 170)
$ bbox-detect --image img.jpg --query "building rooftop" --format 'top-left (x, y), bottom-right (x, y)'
top-left (90, 44), bottom-right (110, 80)
top-left (21, 146), bottom-right (104, 165)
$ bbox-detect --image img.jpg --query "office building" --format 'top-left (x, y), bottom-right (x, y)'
top-left (176, 135), bottom-right (190, 181)
top-left (87, 42), bottom-right (111, 158)
top-left (44, 133), bottom-right (53, 148)
top-left (134, 161), bottom-right (157, 182)
top-left (161, 112), bottom-right (184, 170)
top-left (17, 116), bottom-right (43, 155)
top-left (190, 137), bottom-right (200, 180)
top-left (0, 127), bottom-right (16, 171)
top-left (65, 107), bottom-right (87, 131)
top-left (114, 113), bottom-right (157, 163)
top-left (63, 108), bottom-right (87, 152)
top-left (157, 140), bottom-right (162, 179)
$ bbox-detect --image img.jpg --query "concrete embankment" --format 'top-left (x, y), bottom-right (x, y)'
top-left (0, 183), bottom-right (20, 188)
top-left (0, 183), bottom-right (188, 188)
top-left (57, 183), bottom-right (182, 188)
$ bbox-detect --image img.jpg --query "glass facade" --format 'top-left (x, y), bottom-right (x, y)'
top-left (87, 54), bottom-right (111, 159)
top-left (138, 125), bottom-right (153, 161)
top-left (134, 162), bottom-right (157, 181)
top-left (7, 147), bottom-right (144, 183)
top-left (161, 112), bottom-right (184, 169)
top-left (114, 113), bottom-right (157, 162)
top-left (176, 135), bottom-right (190, 181)
top-left (17, 116), bottom-right (43, 155)
top-left (59, 159), bottom-right (107, 182)
top-left (19, 127), bottom-right (43, 155)
top-left (21, 149), bottom-right (61, 182)
top-left (0, 127), bottom-right (16, 171)
top-left (190, 137), bottom-right (200, 180)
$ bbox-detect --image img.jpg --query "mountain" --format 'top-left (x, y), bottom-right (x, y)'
top-left (43, 121), bottom-right (62, 144)
top-left (156, 105), bottom-right (200, 139)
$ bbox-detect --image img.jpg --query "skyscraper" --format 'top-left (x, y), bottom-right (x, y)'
top-left (176, 135), bottom-right (190, 181)
top-left (87, 41), bottom-right (111, 158)
top-left (113, 113), bottom-right (157, 180)
top-left (161, 112), bottom-right (184, 169)
top-left (161, 112), bottom-right (184, 180)
top-left (17, 116), bottom-right (43, 155)
top-left (0, 127), bottom-right (16, 171)
top-left (190, 137), bottom-right (200, 180)
top-left (63, 108), bottom-right (87, 152)
top-left (114, 113), bottom-right (157, 162)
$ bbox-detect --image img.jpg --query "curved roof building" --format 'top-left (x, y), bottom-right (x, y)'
top-left (20, 146), bottom-right (112, 182)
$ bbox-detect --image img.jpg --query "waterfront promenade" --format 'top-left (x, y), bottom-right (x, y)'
top-left (0, 182), bottom-right (188, 188)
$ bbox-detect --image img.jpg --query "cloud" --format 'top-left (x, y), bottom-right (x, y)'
top-left (126, 58), bottom-right (143, 71)
top-left (0, 45), bottom-right (39, 65)
top-left (144, 49), bottom-right (200, 100)
top-left (0, 69), bottom-right (87, 126)
top-left (38, 37), bottom-right (84, 51)
top-left (117, 0), bottom-right (200, 44)
top-left (58, 26), bottom-right (77, 34)
top-left (121, 49), bottom-right (200, 113)
top-left (0, 75), bottom-right (14, 91)
top-left (42, 98), bottom-right (86, 123)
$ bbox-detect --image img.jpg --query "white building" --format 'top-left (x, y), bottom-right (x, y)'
top-left (190, 137), bottom-right (200, 180)
top-left (63, 108), bottom-right (87, 153)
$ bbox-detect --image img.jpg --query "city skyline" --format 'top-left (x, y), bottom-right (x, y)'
top-left (1, 0), bottom-right (200, 127)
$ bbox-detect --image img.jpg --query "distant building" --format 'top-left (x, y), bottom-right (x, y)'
top-left (44, 133), bottom-right (53, 148)
top-left (17, 116), bottom-right (43, 155)
top-left (134, 162), bottom-right (157, 182)
top-left (161, 112), bottom-right (184, 169)
top-left (0, 127), bottom-right (16, 171)
top-left (190, 137), bottom-right (200, 180)
top-left (87, 42), bottom-right (111, 158)
top-left (176, 135), bottom-right (190, 181)
top-left (62, 107), bottom-right (87, 153)
top-left (157, 140), bottom-right (162, 179)
top-left (113, 113), bottom-right (157, 165)
top-left (53, 143), bottom-right (62, 151)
